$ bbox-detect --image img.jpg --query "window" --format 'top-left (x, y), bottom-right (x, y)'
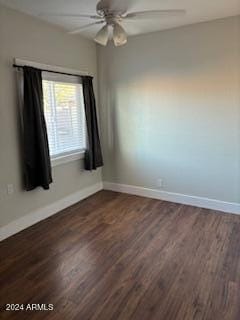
top-left (42, 72), bottom-right (86, 165)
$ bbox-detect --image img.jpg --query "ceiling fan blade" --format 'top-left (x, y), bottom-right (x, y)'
top-left (39, 13), bottom-right (102, 20)
top-left (124, 9), bottom-right (186, 20)
top-left (69, 21), bottom-right (105, 35)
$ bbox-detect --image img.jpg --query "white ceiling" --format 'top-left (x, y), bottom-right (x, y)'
top-left (0, 0), bottom-right (240, 39)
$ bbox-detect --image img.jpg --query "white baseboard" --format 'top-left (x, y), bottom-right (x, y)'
top-left (103, 182), bottom-right (240, 215)
top-left (0, 182), bottom-right (103, 241)
top-left (2, 181), bottom-right (239, 242)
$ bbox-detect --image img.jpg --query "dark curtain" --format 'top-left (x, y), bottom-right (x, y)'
top-left (82, 76), bottom-right (103, 170)
top-left (23, 66), bottom-right (52, 190)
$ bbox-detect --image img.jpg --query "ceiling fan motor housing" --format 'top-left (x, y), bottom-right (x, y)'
top-left (96, 0), bottom-right (127, 19)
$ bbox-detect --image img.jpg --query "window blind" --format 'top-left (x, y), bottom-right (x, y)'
top-left (42, 73), bottom-right (86, 159)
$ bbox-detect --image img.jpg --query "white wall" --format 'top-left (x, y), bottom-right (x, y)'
top-left (98, 16), bottom-right (240, 203)
top-left (0, 5), bottom-right (102, 227)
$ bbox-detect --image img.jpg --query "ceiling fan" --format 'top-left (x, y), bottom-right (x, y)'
top-left (42, 0), bottom-right (186, 47)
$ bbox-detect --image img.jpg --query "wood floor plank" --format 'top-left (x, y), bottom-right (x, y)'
top-left (1, 191), bottom-right (240, 320)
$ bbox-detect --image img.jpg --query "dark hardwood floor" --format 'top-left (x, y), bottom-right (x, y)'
top-left (1, 191), bottom-right (240, 320)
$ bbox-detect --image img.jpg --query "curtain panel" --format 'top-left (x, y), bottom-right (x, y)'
top-left (82, 76), bottom-right (103, 171)
top-left (22, 66), bottom-right (52, 190)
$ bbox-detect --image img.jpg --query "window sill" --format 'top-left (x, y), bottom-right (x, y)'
top-left (51, 151), bottom-right (85, 167)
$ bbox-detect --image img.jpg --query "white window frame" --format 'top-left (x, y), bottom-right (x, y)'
top-left (51, 150), bottom-right (85, 167)
top-left (42, 72), bottom-right (87, 167)
top-left (15, 58), bottom-right (89, 167)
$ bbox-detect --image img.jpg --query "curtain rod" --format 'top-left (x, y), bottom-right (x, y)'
top-left (13, 64), bottom-right (92, 78)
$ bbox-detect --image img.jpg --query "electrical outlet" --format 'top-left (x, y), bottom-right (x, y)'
top-left (157, 179), bottom-right (163, 188)
top-left (7, 184), bottom-right (14, 195)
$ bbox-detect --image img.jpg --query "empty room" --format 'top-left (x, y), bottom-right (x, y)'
top-left (0, 0), bottom-right (240, 319)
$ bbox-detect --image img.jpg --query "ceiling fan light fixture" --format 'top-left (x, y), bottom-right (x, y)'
top-left (113, 22), bottom-right (127, 46)
top-left (94, 24), bottom-right (109, 46)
